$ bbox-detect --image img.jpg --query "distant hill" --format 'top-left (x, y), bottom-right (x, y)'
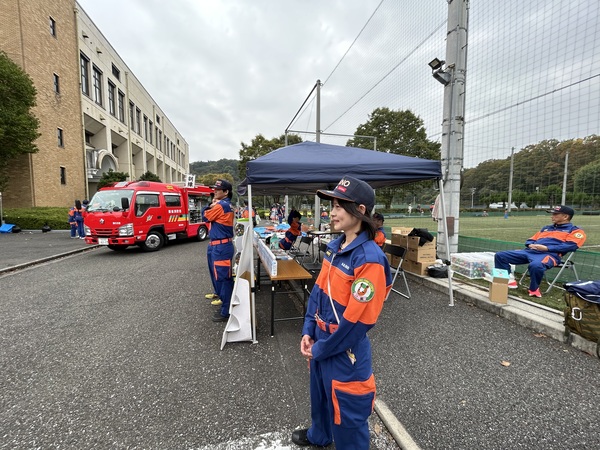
top-left (189, 158), bottom-right (241, 185)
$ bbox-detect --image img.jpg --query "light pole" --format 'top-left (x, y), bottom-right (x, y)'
top-left (470, 188), bottom-right (476, 209)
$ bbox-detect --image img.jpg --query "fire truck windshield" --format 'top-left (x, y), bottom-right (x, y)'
top-left (87, 189), bottom-right (134, 212)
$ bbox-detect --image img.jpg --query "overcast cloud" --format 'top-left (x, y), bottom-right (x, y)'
top-left (77, 0), bottom-right (384, 163)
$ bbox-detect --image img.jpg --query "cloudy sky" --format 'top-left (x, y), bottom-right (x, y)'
top-left (77, 0), bottom-right (599, 172)
top-left (77, 0), bottom-right (388, 163)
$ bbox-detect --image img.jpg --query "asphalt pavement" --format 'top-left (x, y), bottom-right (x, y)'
top-left (1, 229), bottom-right (600, 449)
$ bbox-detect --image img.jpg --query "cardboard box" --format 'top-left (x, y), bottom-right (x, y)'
top-left (403, 260), bottom-right (430, 276)
top-left (488, 268), bottom-right (509, 304)
top-left (390, 227), bottom-right (413, 246)
top-left (406, 246), bottom-right (437, 262)
top-left (489, 282), bottom-right (508, 304)
top-left (406, 236), bottom-right (436, 250)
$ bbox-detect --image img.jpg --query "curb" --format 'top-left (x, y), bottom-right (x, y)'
top-left (0, 245), bottom-right (100, 275)
top-left (407, 272), bottom-right (599, 358)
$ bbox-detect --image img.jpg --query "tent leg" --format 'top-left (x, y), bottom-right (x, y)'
top-left (248, 185), bottom-right (258, 343)
top-left (438, 179), bottom-right (454, 306)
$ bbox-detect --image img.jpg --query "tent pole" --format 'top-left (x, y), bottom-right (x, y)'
top-left (438, 178), bottom-right (455, 306)
top-left (248, 185), bottom-right (258, 343)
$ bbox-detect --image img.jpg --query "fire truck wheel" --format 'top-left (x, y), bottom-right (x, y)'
top-left (196, 225), bottom-right (209, 242)
top-left (142, 231), bottom-right (164, 252)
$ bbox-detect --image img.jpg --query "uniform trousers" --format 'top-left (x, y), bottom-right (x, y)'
top-left (495, 249), bottom-right (560, 291)
top-left (207, 241), bottom-right (234, 317)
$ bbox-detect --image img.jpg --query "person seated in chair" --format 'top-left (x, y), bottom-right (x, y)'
top-left (373, 213), bottom-right (386, 248)
top-left (494, 205), bottom-right (586, 298)
top-left (279, 210), bottom-right (302, 251)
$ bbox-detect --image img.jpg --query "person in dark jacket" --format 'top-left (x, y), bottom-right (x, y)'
top-left (68, 200), bottom-right (85, 239)
top-left (494, 205), bottom-right (586, 298)
top-left (279, 210), bottom-right (302, 251)
top-left (292, 176), bottom-right (392, 449)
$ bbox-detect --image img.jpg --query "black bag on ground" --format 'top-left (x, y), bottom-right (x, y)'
top-left (427, 264), bottom-right (448, 278)
top-left (563, 281), bottom-right (600, 353)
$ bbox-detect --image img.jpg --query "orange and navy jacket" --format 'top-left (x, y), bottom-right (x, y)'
top-left (279, 221), bottom-right (302, 250)
top-left (68, 207), bottom-right (84, 223)
top-left (302, 231), bottom-right (392, 361)
top-left (374, 227), bottom-right (386, 248)
top-left (525, 222), bottom-right (586, 256)
top-left (202, 198), bottom-right (234, 241)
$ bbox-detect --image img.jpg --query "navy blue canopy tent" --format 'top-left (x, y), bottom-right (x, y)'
top-left (238, 141), bottom-right (442, 195)
top-left (227, 142), bottom-right (454, 346)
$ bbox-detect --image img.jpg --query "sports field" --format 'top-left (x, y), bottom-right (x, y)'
top-left (384, 212), bottom-right (599, 310)
top-left (384, 213), bottom-right (600, 251)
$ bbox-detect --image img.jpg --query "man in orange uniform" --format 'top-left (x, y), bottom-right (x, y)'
top-left (495, 205), bottom-right (586, 297)
top-left (202, 179), bottom-right (235, 322)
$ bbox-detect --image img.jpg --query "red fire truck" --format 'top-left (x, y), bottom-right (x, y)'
top-left (84, 181), bottom-right (213, 252)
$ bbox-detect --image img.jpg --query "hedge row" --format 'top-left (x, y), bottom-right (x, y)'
top-left (2, 207), bottom-right (71, 231)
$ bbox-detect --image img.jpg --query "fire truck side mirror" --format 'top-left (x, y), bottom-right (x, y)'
top-left (121, 197), bottom-right (130, 211)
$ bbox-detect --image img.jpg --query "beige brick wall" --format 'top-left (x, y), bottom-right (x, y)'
top-left (1, 0), bottom-right (85, 208)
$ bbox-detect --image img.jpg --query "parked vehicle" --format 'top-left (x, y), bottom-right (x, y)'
top-left (84, 181), bottom-right (213, 251)
top-left (488, 202), bottom-right (517, 209)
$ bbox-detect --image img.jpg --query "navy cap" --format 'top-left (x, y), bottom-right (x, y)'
top-left (317, 176), bottom-right (375, 211)
top-left (212, 179), bottom-right (232, 191)
top-left (547, 205), bottom-right (574, 218)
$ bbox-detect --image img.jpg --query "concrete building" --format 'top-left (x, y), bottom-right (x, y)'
top-left (0, 0), bottom-right (190, 208)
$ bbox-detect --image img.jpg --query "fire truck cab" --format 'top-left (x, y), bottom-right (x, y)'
top-left (84, 181), bottom-right (213, 252)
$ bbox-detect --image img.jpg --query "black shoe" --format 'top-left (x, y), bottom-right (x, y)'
top-left (212, 312), bottom-right (229, 322)
top-left (291, 428), bottom-right (311, 446)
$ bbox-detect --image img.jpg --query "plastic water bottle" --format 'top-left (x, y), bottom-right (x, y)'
top-left (270, 234), bottom-right (280, 250)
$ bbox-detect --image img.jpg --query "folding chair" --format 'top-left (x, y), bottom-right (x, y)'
top-left (383, 244), bottom-right (411, 300)
top-left (302, 242), bottom-right (328, 276)
top-left (290, 236), bottom-right (313, 263)
top-left (518, 251), bottom-right (579, 293)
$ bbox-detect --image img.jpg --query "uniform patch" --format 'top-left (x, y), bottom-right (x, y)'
top-left (352, 278), bottom-right (375, 302)
top-left (574, 232), bottom-right (584, 239)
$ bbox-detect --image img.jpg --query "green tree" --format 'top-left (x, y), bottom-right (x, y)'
top-left (138, 171), bottom-right (161, 182)
top-left (346, 107), bottom-right (441, 209)
top-left (0, 51), bottom-right (41, 191)
top-left (97, 169), bottom-right (129, 189)
top-left (238, 133), bottom-right (302, 179)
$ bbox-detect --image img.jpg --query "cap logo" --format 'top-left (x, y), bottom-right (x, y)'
top-left (339, 179), bottom-right (351, 187)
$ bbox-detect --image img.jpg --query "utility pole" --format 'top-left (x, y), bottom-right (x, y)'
top-left (561, 149), bottom-right (569, 205)
top-left (437, 0), bottom-right (469, 254)
top-left (507, 147), bottom-right (514, 212)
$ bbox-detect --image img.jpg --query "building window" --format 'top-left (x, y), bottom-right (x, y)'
top-left (53, 73), bottom-right (60, 94)
top-left (57, 128), bottom-right (64, 147)
top-left (135, 108), bottom-right (141, 134)
top-left (143, 115), bottom-right (148, 140)
top-left (149, 121), bottom-right (153, 144)
top-left (80, 52), bottom-right (90, 96)
top-left (49, 17), bottom-right (56, 37)
top-left (108, 81), bottom-right (116, 116)
top-left (156, 115), bottom-right (160, 125)
top-left (111, 64), bottom-right (120, 81)
top-left (117, 90), bottom-right (125, 123)
top-left (129, 102), bottom-right (135, 130)
top-left (60, 167), bottom-right (66, 185)
top-left (92, 66), bottom-right (103, 106)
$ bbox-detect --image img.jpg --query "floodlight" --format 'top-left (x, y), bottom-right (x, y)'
top-left (428, 58), bottom-right (444, 71)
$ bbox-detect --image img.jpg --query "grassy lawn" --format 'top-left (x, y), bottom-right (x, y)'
top-left (383, 212), bottom-right (599, 311)
top-left (384, 213), bottom-right (600, 251)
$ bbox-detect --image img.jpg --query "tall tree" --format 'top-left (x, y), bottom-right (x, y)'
top-left (0, 51), bottom-right (41, 190)
top-left (97, 169), bottom-right (129, 189)
top-left (238, 133), bottom-right (302, 179)
top-left (347, 107), bottom-right (441, 209)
